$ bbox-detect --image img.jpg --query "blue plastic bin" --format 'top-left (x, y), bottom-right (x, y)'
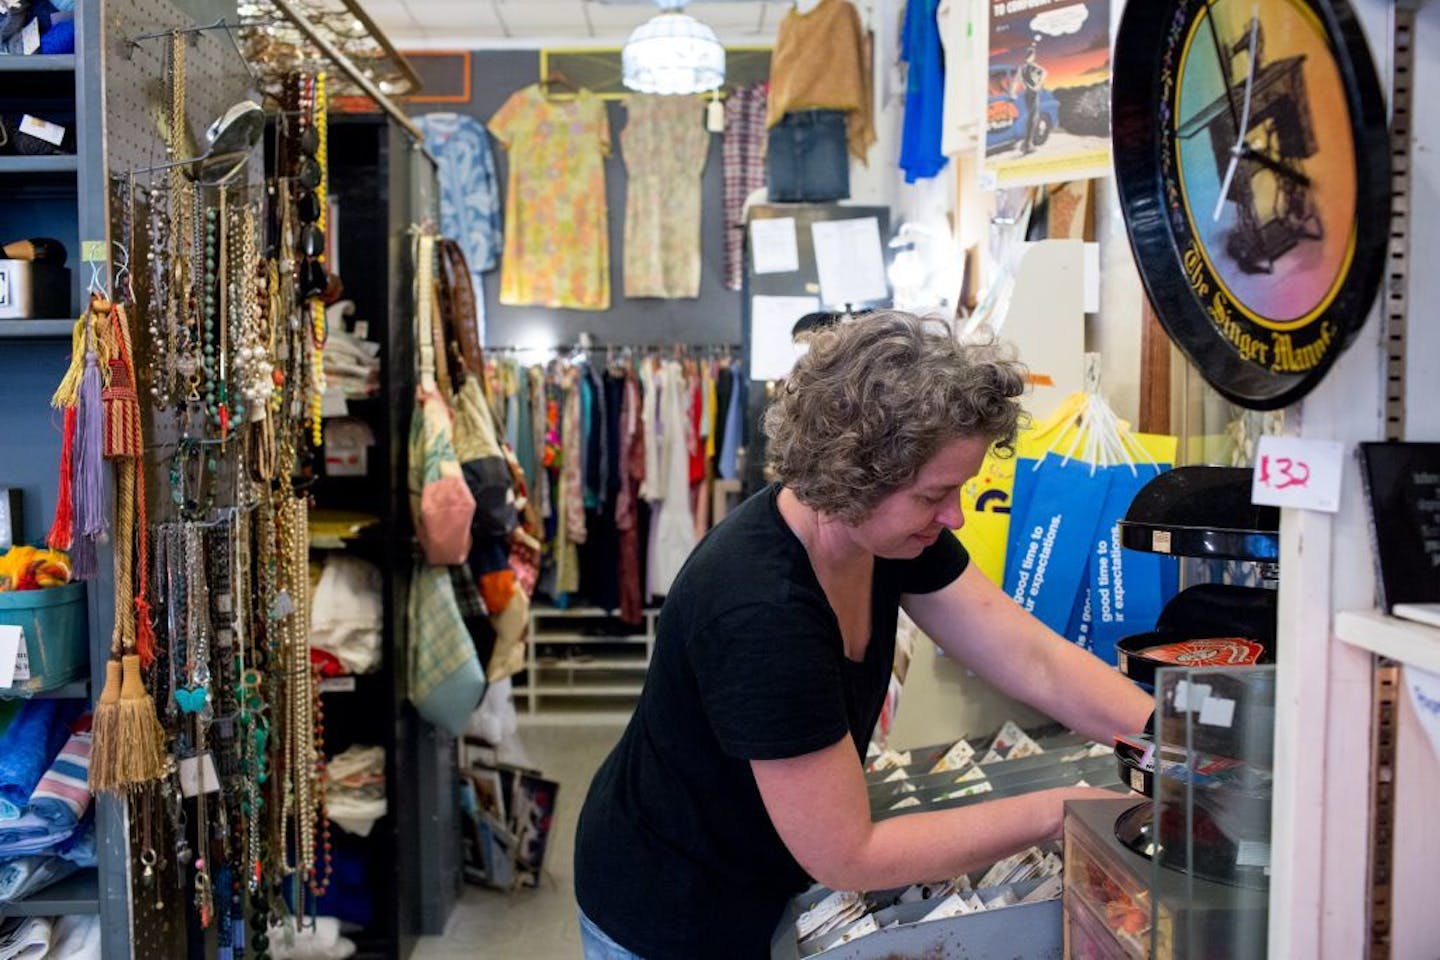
top-left (0, 581), bottom-right (88, 694)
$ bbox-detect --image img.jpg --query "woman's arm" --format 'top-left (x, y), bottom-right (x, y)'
top-left (901, 564), bottom-right (1152, 744)
top-left (752, 738), bottom-right (1112, 892)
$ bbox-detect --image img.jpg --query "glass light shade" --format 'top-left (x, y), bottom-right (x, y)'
top-left (622, 11), bottom-right (725, 95)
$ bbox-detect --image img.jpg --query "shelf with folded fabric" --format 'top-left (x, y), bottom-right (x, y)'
top-left (533, 654), bottom-right (649, 671)
top-left (0, 55), bottom-right (76, 72)
top-left (0, 320), bottom-right (76, 339)
top-left (0, 867), bottom-right (98, 918)
top-left (0, 681), bottom-right (89, 700)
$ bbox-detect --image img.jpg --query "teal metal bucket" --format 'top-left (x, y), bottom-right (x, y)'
top-left (0, 581), bottom-right (88, 694)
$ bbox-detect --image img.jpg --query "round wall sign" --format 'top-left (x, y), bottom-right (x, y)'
top-left (1113, 0), bottom-right (1390, 409)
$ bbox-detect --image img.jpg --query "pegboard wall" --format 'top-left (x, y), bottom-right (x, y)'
top-left (101, 3), bottom-right (262, 955)
top-left (104, 0), bottom-right (259, 185)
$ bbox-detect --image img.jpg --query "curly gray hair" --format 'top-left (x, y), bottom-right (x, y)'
top-left (764, 311), bottom-right (1027, 523)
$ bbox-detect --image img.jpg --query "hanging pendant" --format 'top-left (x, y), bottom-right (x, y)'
top-left (174, 684), bottom-right (208, 714)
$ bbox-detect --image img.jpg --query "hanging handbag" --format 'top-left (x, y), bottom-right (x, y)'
top-left (407, 561), bottom-right (486, 736)
top-left (409, 233), bottom-right (475, 566)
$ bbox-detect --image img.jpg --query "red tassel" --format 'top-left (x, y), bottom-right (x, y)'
top-left (134, 453), bottom-right (156, 668)
top-left (134, 597), bottom-right (157, 668)
top-left (46, 406), bottom-right (76, 551)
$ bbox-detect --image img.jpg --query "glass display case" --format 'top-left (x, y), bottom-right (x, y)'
top-left (1065, 665), bottom-right (1275, 959)
top-left (1149, 665), bottom-right (1274, 958)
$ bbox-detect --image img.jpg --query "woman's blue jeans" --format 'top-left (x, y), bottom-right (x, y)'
top-left (578, 909), bottom-right (645, 960)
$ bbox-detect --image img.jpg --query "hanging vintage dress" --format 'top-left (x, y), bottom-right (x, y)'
top-left (648, 361), bottom-right (698, 598)
top-left (621, 95), bottom-right (710, 299)
top-left (417, 112), bottom-right (502, 335)
top-left (488, 86), bottom-right (612, 310)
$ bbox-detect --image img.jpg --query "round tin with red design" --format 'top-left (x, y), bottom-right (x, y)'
top-left (1117, 634), bottom-right (1272, 686)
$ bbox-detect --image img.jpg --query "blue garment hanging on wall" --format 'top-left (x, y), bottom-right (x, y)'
top-left (900, 0), bottom-right (948, 182)
top-left (417, 113), bottom-right (504, 337)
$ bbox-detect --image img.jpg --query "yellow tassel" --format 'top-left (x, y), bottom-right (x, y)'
top-left (87, 659), bottom-right (122, 793)
top-left (114, 654), bottom-right (167, 787)
top-left (49, 314), bottom-right (88, 409)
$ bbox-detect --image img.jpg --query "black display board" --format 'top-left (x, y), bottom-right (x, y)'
top-left (1359, 442), bottom-right (1440, 610)
top-left (740, 203), bottom-right (892, 494)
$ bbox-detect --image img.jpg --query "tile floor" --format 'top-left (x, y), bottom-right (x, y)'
top-left (412, 723), bottom-right (627, 960)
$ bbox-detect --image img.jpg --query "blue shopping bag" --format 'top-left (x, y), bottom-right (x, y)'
top-left (1003, 455), bottom-right (1044, 591)
top-left (1087, 463), bottom-right (1179, 665)
top-left (1003, 455), bottom-right (1113, 634)
top-left (1068, 585), bottom-right (1093, 650)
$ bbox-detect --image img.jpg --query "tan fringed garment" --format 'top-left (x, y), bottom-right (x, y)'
top-left (766, 0), bottom-right (876, 163)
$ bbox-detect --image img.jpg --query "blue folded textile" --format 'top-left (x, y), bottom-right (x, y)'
top-left (0, 854), bottom-right (79, 904)
top-left (54, 816), bottom-right (95, 868)
top-left (0, 700), bottom-right (81, 821)
top-left (0, 811), bottom-right (75, 858)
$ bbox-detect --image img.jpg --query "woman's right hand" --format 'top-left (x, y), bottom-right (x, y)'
top-left (1043, 785), bottom-right (1130, 840)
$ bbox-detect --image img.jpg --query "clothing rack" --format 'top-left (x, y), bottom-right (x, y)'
top-left (485, 343), bottom-right (740, 354)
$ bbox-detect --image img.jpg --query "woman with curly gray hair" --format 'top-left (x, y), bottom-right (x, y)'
top-left (575, 312), bottom-right (1150, 960)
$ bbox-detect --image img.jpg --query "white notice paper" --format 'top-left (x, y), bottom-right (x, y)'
top-left (0, 625), bottom-right (23, 689)
top-left (1198, 695), bottom-right (1236, 728)
top-left (749, 217), bottom-right (800, 275)
top-left (1406, 666), bottom-right (1440, 763)
top-left (1251, 436), bottom-right (1345, 513)
top-left (811, 217), bottom-right (889, 308)
top-left (749, 295), bottom-right (818, 381)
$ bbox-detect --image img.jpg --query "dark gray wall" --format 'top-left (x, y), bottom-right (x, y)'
top-left (413, 50), bottom-right (742, 349)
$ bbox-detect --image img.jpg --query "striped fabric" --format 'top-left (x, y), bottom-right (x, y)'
top-left (29, 732), bottom-right (92, 827)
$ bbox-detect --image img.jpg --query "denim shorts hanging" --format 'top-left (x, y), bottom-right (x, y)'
top-left (767, 109), bottom-right (850, 203)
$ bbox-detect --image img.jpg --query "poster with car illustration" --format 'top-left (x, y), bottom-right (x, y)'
top-left (986, 0), bottom-right (1112, 186)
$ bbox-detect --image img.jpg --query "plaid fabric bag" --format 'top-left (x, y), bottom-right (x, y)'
top-left (449, 565), bottom-right (498, 672)
top-left (408, 562), bottom-right (486, 736)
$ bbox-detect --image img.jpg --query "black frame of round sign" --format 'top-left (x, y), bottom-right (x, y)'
top-left (1112, 0), bottom-right (1391, 410)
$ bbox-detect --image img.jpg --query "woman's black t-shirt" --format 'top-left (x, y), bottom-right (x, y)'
top-left (574, 485), bottom-right (969, 958)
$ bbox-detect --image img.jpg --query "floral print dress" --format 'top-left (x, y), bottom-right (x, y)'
top-left (621, 94), bottom-right (710, 299)
top-left (488, 85), bottom-right (612, 310)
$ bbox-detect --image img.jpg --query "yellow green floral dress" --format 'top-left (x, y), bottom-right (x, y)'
top-left (488, 85), bottom-right (612, 310)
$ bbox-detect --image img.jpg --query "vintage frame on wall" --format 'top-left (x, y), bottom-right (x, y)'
top-left (538, 46), bottom-right (772, 100)
top-left (1112, 0), bottom-right (1390, 410)
top-left (402, 50), bottom-right (473, 104)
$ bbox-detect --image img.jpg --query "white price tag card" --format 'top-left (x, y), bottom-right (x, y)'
top-left (1172, 681), bottom-right (1211, 712)
top-left (1251, 437), bottom-right (1345, 513)
top-left (1198, 695), bottom-right (1237, 728)
top-left (21, 19), bottom-right (40, 54)
top-left (179, 753), bottom-right (222, 797)
top-left (19, 115), bottom-right (66, 148)
top-left (0, 625), bottom-right (22, 688)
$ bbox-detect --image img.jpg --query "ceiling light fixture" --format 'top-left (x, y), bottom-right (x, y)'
top-left (621, 0), bottom-right (725, 96)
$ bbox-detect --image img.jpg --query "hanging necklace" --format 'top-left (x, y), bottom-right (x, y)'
top-left (145, 180), bottom-right (173, 409)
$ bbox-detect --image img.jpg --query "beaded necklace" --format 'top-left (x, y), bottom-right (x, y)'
top-left (308, 72), bottom-right (329, 449)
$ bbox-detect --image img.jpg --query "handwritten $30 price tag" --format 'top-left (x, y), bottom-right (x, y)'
top-left (1251, 436), bottom-right (1345, 513)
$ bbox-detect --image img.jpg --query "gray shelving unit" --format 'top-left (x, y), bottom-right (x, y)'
top-left (514, 606), bottom-right (658, 724)
top-left (0, 871), bottom-right (99, 919)
top-left (0, 0), bottom-right (128, 955)
top-left (0, 320), bottom-right (79, 338)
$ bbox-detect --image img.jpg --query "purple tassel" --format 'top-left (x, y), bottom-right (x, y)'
top-left (71, 350), bottom-right (107, 581)
top-left (72, 537), bottom-right (97, 582)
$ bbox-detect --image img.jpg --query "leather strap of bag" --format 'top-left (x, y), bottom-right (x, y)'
top-left (438, 239), bottom-right (486, 379)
